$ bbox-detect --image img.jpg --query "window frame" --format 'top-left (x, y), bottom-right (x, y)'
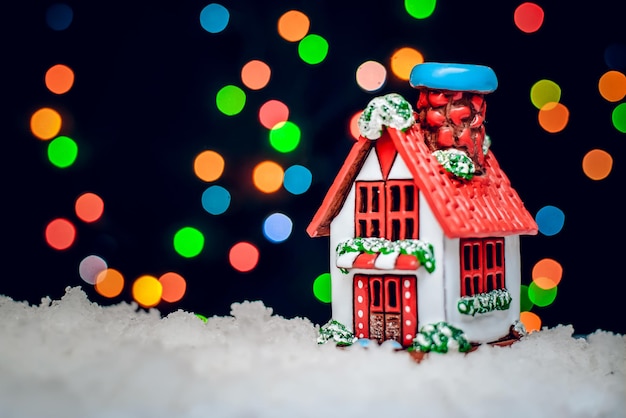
top-left (460, 237), bottom-right (505, 297)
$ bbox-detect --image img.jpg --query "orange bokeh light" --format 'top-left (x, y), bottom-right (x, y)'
top-left (95, 268), bottom-right (125, 298)
top-left (253, 160), bottom-right (284, 193)
top-left (45, 64), bottom-right (75, 94)
top-left (538, 102), bottom-right (569, 133)
top-left (277, 10), bottom-right (310, 42)
top-left (30, 107), bottom-right (62, 140)
top-left (582, 149), bottom-right (613, 180)
top-left (75, 192), bottom-right (104, 223)
top-left (520, 311), bottom-right (541, 333)
top-left (598, 70), bottom-right (626, 102)
top-left (241, 60), bottom-right (271, 90)
top-left (194, 150), bottom-right (225, 182)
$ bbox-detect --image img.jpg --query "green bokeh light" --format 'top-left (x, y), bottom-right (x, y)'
top-left (528, 281), bottom-right (557, 307)
top-left (611, 102), bottom-right (626, 133)
top-left (173, 226), bottom-right (205, 258)
top-left (519, 284), bottom-right (534, 312)
top-left (298, 34), bottom-right (329, 65)
top-left (530, 79), bottom-right (561, 109)
top-left (405, 0), bottom-right (436, 19)
top-left (48, 135), bottom-right (78, 168)
top-left (313, 272), bottom-right (331, 303)
top-left (216, 85), bottom-right (246, 116)
top-left (269, 121), bottom-right (301, 153)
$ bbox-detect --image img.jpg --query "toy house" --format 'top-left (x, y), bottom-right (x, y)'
top-left (308, 63), bottom-right (538, 348)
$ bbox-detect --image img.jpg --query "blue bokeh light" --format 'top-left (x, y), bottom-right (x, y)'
top-left (535, 205), bottom-right (565, 236)
top-left (46, 3), bottom-right (73, 31)
top-left (262, 213), bottom-right (293, 243)
top-left (283, 164), bottom-right (312, 195)
top-left (201, 185), bottom-right (231, 215)
top-left (199, 4), bottom-right (230, 33)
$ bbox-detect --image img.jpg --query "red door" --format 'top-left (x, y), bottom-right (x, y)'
top-left (353, 275), bottom-right (417, 347)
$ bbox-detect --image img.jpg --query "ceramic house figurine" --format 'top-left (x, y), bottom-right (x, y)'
top-left (308, 62), bottom-right (538, 351)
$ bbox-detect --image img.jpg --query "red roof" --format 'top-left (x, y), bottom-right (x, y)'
top-left (307, 124), bottom-right (538, 239)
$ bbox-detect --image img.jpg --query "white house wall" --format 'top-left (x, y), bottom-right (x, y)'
top-left (328, 149), bottom-right (383, 330)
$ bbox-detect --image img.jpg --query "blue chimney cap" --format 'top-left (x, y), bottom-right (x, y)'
top-left (409, 62), bottom-right (498, 93)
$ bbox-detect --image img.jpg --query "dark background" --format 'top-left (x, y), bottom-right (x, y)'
top-left (3, 1), bottom-right (625, 335)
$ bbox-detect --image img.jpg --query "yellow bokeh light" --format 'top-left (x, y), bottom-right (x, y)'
top-left (253, 160), bottom-right (284, 193)
top-left (390, 47), bottom-right (424, 81)
top-left (582, 149), bottom-right (613, 180)
top-left (598, 70), bottom-right (626, 102)
top-left (132, 275), bottom-right (163, 308)
top-left (30, 107), bottom-right (62, 140)
top-left (530, 79), bottom-right (561, 110)
top-left (538, 102), bottom-right (569, 133)
top-left (194, 150), bottom-right (225, 182)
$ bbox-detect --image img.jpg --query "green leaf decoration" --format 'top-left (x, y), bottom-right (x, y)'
top-left (410, 322), bottom-right (472, 353)
top-left (358, 93), bottom-right (415, 140)
top-left (457, 288), bottom-right (512, 316)
top-left (433, 148), bottom-right (475, 180)
top-left (317, 319), bottom-right (357, 346)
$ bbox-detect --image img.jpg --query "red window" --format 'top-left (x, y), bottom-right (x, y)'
top-left (355, 180), bottom-right (418, 240)
top-left (460, 238), bottom-right (505, 296)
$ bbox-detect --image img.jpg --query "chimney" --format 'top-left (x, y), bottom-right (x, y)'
top-left (409, 63), bottom-right (498, 174)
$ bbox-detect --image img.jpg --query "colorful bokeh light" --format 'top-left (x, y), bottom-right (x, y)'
top-left (530, 79), bottom-right (561, 110)
top-left (48, 135), bottom-right (78, 168)
top-left (538, 102), bottom-right (569, 133)
top-left (173, 227), bottom-right (205, 258)
top-left (532, 258), bottom-right (563, 289)
top-left (356, 61), bottom-right (387, 92)
top-left (313, 273), bottom-right (331, 303)
top-left (528, 281), bottom-right (558, 307)
top-left (298, 34), bottom-right (329, 65)
top-left (199, 3), bottom-right (229, 33)
top-left (75, 192), bottom-right (104, 223)
top-left (519, 285), bottom-right (533, 312)
top-left (513, 2), bottom-right (544, 34)
top-left (216, 85), bottom-right (246, 116)
top-left (46, 3), bottom-right (73, 31)
top-left (95, 268), bottom-right (124, 298)
top-left (229, 241), bottom-right (259, 272)
top-left (611, 103), bottom-right (626, 133)
top-left (194, 150), bottom-right (225, 182)
top-left (45, 218), bottom-right (76, 250)
top-left (132, 275), bottom-right (163, 308)
top-left (159, 272), bottom-right (187, 303)
top-left (253, 161), bottom-right (284, 193)
top-left (30, 107), bottom-right (62, 140)
top-left (390, 47), bottom-right (424, 81)
top-left (349, 111), bottom-right (362, 140)
top-left (283, 165), bottom-right (312, 195)
top-left (262, 212), bottom-right (293, 243)
top-left (598, 70), bottom-right (626, 102)
top-left (45, 64), bottom-right (74, 94)
top-left (604, 43), bottom-right (626, 70)
top-left (582, 149), bottom-right (613, 180)
top-left (277, 10), bottom-right (310, 42)
top-left (241, 60), bottom-right (271, 90)
top-left (520, 311), bottom-right (541, 333)
top-left (259, 100), bottom-right (289, 129)
top-left (78, 255), bottom-right (108, 285)
top-left (269, 121), bottom-right (301, 153)
top-left (404, 0), bottom-right (436, 19)
top-left (201, 185), bottom-right (231, 215)
top-left (535, 205), bottom-right (565, 236)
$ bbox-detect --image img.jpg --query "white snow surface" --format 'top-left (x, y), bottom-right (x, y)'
top-left (1, 286), bottom-right (624, 418)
